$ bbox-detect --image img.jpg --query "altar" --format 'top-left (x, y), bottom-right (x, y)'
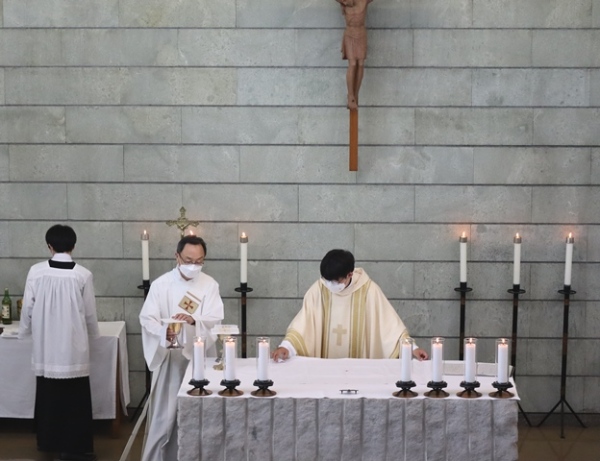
top-left (0, 321), bottom-right (130, 424)
top-left (177, 357), bottom-right (518, 461)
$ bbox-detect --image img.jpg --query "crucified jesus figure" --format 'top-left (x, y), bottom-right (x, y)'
top-left (335, 0), bottom-right (374, 110)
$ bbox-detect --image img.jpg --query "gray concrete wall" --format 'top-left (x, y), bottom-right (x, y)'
top-left (1, 0), bottom-right (599, 415)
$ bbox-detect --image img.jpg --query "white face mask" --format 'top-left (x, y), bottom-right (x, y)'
top-left (323, 279), bottom-right (346, 293)
top-left (179, 264), bottom-right (203, 280)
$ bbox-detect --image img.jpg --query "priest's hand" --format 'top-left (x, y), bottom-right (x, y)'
top-left (413, 348), bottom-right (428, 361)
top-left (272, 347), bottom-right (290, 362)
top-left (171, 313), bottom-right (196, 325)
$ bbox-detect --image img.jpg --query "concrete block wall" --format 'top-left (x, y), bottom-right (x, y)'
top-left (1, 0), bottom-right (599, 415)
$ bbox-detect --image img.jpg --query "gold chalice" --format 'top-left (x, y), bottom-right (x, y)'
top-left (165, 320), bottom-right (185, 349)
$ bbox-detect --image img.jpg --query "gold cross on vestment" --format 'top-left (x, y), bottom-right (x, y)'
top-left (332, 324), bottom-right (348, 346)
top-left (166, 207), bottom-right (200, 237)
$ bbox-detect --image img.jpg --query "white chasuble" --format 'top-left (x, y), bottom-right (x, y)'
top-left (285, 268), bottom-right (410, 359)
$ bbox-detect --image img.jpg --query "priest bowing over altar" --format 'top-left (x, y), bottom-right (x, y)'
top-left (273, 249), bottom-right (429, 361)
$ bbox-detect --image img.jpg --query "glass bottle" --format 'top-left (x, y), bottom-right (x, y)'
top-left (2, 288), bottom-right (13, 325)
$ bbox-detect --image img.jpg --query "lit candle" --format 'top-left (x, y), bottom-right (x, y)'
top-left (240, 232), bottom-right (248, 284)
top-left (564, 233), bottom-right (574, 286)
top-left (193, 337), bottom-right (205, 381)
top-left (400, 338), bottom-right (413, 382)
top-left (141, 230), bottom-right (150, 281)
top-left (431, 337), bottom-right (444, 382)
top-left (513, 233), bottom-right (521, 285)
top-left (257, 337), bottom-right (270, 381)
top-left (497, 338), bottom-right (509, 383)
top-left (459, 232), bottom-right (467, 283)
top-left (224, 337), bottom-right (236, 381)
top-left (464, 338), bottom-right (477, 383)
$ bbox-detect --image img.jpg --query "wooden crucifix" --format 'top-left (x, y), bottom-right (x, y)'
top-left (336, 0), bottom-right (374, 171)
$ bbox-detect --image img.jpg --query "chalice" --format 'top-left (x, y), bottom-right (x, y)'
top-left (163, 319), bottom-right (186, 349)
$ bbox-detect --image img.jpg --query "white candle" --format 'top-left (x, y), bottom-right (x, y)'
top-left (464, 338), bottom-right (477, 383)
top-left (513, 233), bottom-right (521, 285)
top-left (459, 233), bottom-right (467, 283)
top-left (193, 337), bottom-right (205, 381)
top-left (240, 233), bottom-right (248, 284)
top-left (400, 340), bottom-right (412, 382)
top-left (257, 338), bottom-right (270, 381)
top-left (564, 233), bottom-right (574, 286)
top-left (224, 337), bottom-right (236, 381)
top-left (497, 339), bottom-right (509, 383)
top-left (431, 338), bottom-right (444, 382)
top-left (141, 230), bottom-right (150, 281)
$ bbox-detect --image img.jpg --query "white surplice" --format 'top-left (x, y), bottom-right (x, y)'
top-left (19, 253), bottom-right (100, 378)
top-left (139, 268), bottom-right (224, 461)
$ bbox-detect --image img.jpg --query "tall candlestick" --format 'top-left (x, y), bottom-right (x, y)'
top-left (497, 338), bottom-right (509, 383)
top-left (459, 232), bottom-right (467, 283)
top-left (193, 337), bottom-right (205, 381)
top-left (431, 337), bottom-right (444, 382)
top-left (257, 337), bottom-right (270, 381)
top-left (513, 233), bottom-right (521, 285)
top-left (400, 338), bottom-right (413, 382)
top-left (240, 232), bottom-right (248, 284)
top-left (224, 336), bottom-right (237, 381)
top-left (141, 230), bottom-right (150, 281)
top-left (464, 338), bottom-right (477, 382)
top-left (564, 233), bottom-right (574, 286)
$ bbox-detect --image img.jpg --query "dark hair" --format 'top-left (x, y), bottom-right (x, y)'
top-left (320, 249), bottom-right (354, 281)
top-left (177, 235), bottom-right (207, 255)
top-left (45, 224), bottom-right (77, 253)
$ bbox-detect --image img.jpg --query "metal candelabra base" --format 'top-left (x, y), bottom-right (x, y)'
top-left (187, 379), bottom-right (212, 396)
top-left (219, 379), bottom-right (243, 397)
top-left (393, 380), bottom-right (418, 398)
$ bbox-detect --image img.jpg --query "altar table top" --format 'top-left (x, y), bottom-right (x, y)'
top-left (0, 321), bottom-right (130, 419)
top-left (177, 356), bottom-right (519, 399)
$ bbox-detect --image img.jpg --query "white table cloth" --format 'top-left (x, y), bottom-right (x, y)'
top-left (0, 321), bottom-right (130, 419)
top-left (177, 357), bottom-right (519, 461)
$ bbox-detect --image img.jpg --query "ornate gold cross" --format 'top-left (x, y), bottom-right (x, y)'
top-left (166, 207), bottom-right (200, 237)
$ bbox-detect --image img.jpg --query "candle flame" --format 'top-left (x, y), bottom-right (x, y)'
top-left (241, 232), bottom-right (247, 238)
top-left (516, 233), bottom-right (519, 239)
top-left (461, 232), bottom-right (466, 238)
top-left (188, 229), bottom-right (195, 236)
top-left (143, 229), bottom-right (147, 236)
top-left (568, 232), bottom-right (572, 238)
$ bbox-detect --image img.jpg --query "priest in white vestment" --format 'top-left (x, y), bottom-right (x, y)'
top-left (139, 235), bottom-right (224, 461)
top-left (273, 249), bottom-right (428, 361)
top-left (19, 224), bottom-right (100, 461)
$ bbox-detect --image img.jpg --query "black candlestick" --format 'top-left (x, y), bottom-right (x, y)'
top-left (537, 285), bottom-right (585, 438)
top-left (424, 380), bottom-right (449, 398)
top-left (489, 381), bottom-right (514, 399)
top-left (234, 283), bottom-right (253, 358)
top-left (454, 282), bottom-right (473, 360)
top-left (187, 379), bottom-right (212, 396)
top-left (457, 380), bottom-right (482, 398)
top-left (507, 284), bottom-right (532, 425)
top-left (393, 380), bottom-right (417, 398)
top-left (251, 379), bottom-right (276, 397)
top-left (219, 379), bottom-right (243, 396)
top-left (131, 280), bottom-right (152, 422)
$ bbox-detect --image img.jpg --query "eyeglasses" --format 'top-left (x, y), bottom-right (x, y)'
top-left (178, 254), bottom-right (204, 265)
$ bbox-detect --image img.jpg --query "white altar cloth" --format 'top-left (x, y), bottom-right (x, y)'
top-left (177, 357), bottom-right (519, 461)
top-left (0, 321), bottom-right (130, 419)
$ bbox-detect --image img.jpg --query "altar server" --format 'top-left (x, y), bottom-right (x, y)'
top-left (19, 224), bottom-right (100, 461)
top-left (273, 249), bottom-right (428, 361)
top-left (140, 235), bottom-right (224, 461)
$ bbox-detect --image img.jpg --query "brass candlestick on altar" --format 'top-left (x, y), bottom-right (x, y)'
top-left (166, 207), bottom-right (200, 237)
